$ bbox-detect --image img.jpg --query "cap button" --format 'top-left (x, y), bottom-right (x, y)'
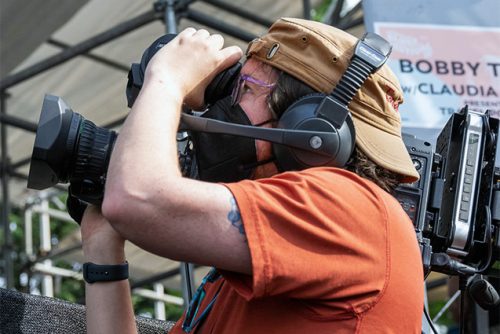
top-left (266, 43), bottom-right (280, 59)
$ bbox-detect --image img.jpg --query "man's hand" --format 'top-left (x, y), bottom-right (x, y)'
top-left (144, 27), bottom-right (243, 109)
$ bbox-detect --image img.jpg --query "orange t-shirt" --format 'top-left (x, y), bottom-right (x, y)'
top-left (170, 168), bottom-right (424, 333)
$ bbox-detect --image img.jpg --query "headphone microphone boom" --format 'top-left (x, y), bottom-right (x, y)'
top-left (180, 105), bottom-right (354, 169)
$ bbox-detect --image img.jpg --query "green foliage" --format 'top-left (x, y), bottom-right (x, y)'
top-left (164, 289), bottom-right (184, 320)
top-left (53, 260), bottom-right (85, 303)
top-left (312, 0), bottom-right (335, 21)
top-left (429, 298), bottom-right (457, 328)
top-left (132, 286), bottom-right (184, 321)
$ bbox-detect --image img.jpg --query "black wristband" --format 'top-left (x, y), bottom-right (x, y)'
top-left (83, 262), bottom-right (129, 284)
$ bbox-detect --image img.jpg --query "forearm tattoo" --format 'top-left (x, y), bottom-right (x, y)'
top-left (228, 196), bottom-right (246, 239)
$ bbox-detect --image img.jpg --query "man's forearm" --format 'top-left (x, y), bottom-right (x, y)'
top-left (109, 78), bottom-right (182, 183)
top-left (83, 237), bottom-right (136, 334)
top-left (103, 77), bottom-right (183, 218)
top-left (85, 280), bottom-right (136, 334)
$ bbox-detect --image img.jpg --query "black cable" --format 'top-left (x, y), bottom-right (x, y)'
top-left (459, 276), bottom-right (470, 334)
top-left (423, 306), bottom-right (439, 334)
top-left (475, 205), bottom-right (493, 273)
top-left (460, 290), bottom-right (466, 334)
top-left (183, 262), bottom-right (194, 302)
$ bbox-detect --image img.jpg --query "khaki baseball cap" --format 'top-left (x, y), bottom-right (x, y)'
top-left (246, 18), bottom-right (419, 183)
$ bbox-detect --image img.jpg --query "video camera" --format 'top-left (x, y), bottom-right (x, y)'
top-left (395, 106), bottom-right (500, 279)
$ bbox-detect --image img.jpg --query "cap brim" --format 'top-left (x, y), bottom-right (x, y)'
top-left (353, 118), bottom-right (420, 184)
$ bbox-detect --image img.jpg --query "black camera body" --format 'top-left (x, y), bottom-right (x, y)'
top-left (395, 106), bottom-right (500, 277)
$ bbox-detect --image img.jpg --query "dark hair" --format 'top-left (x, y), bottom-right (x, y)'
top-left (344, 148), bottom-right (401, 193)
top-left (268, 70), bottom-right (316, 118)
top-left (268, 71), bottom-right (401, 193)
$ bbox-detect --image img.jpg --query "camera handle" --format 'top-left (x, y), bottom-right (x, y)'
top-left (456, 275), bottom-right (498, 334)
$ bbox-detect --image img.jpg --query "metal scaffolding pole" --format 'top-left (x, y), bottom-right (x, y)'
top-left (159, 0), bottom-right (196, 304)
top-left (47, 39), bottom-right (130, 72)
top-left (164, 0), bottom-right (178, 34)
top-left (0, 113), bottom-right (37, 133)
top-left (323, 0), bottom-right (345, 25)
top-left (154, 283), bottom-right (167, 320)
top-left (1, 91), bottom-right (14, 288)
top-left (303, 0), bottom-right (311, 19)
top-left (186, 9), bottom-right (257, 42)
top-left (202, 0), bottom-right (273, 27)
top-left (39, 198), bottom-right (54, 297)
top-left (0, 9), bottom-right (161, 91)
top-left (24, 207), bottom-right (34, 260)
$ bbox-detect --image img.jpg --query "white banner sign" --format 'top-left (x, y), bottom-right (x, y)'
top-left (374, 23), bottom-right (500, 129)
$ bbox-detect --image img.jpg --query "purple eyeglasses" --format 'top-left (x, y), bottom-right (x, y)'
top-left (231, 74), bottom-right (276, 106)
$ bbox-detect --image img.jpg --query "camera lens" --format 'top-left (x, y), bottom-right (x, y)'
top-left (28, 95), bottom-right (116, 204)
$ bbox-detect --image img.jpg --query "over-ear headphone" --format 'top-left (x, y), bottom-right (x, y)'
top-left (271, 93), bottom-right (355, 171)
top-left (272, 32), bottom-right (392, 171)
top-left (129, 32), bottom-right (392, 173)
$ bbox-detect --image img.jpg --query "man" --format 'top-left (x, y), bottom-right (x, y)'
top-left (81, 18), bottom-right (424, 333)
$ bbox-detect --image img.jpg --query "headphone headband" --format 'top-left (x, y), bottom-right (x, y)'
top-left (330, 32), bottom-right (392, 107)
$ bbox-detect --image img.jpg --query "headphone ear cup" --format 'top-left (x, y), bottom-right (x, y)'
top-left (273, 94), bottom-right (355, 171)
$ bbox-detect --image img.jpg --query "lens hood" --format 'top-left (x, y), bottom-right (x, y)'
top-left (28, 95), bottom-right (80, 190)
